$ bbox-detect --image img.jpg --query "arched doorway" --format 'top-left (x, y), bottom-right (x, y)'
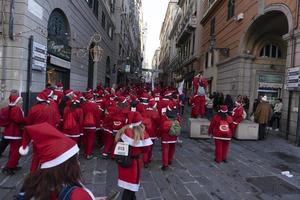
top-left (105, 57), bottom-right (111, 87)
top-left (241, 10), bottom-right (289, 106)
top-left (88, 43), bottom-right (95, 89)
top-left (46, 9), bottom-right (71, 89)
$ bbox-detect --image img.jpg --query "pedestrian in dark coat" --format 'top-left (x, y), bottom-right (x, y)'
top-left (254, 96), bottom-right (272, 140)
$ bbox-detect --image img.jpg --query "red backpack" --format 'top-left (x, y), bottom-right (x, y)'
top-left (218, 119), bottom-right (232, 137)
top-left (0, 107), bottom-right (11, 127)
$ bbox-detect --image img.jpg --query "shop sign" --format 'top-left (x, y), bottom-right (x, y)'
top-left (286, 67), bottom-right (300, 89)
top-left (50, 55), bottom-right (71, 69)
top-left (32, 42), bottom-right (47, 71)
top-left (47, 39), bottom-right (72, 61)
top-left (259, 74), bottom-right (283, 83)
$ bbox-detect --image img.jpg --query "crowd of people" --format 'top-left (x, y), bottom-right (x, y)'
top-left (0, 73), bottom-right (283, 200)
top-left (0, 83), bottom-right (183, 200)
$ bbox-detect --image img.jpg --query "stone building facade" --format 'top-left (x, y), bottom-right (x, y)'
top-left (0, 0), bottom-right (142, 110)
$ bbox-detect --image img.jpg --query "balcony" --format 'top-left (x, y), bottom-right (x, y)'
top-left (176, 15), bottom-right (197, 44)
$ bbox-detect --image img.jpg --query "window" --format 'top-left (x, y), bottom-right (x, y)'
top-left (110, 0), bottom-right (115, 13)
top-left (227, 0), bottom-right (235, 20)
top-left (101, 12), bottom-right (106, 29)
top-left (205, 52), bottom-right (209, 68)
top-left (93, 0), bottom-right (99, 18)
top-left (210, 17), bottom-right (215, 36)
top-left (259, 44), bottom-right (283, 58)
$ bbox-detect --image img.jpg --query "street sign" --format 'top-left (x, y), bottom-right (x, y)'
top-left (32, 42), bottom-right (47, 71)
top-left (286, 67), bottom-right (300, 89)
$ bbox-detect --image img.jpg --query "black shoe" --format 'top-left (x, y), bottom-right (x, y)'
top-left (168, 161), bottom-right (172, 165)
top-left (144, 163), bottom-right (149, 168)
top-left (222, 160), bottom-right (228, 163)
top-left (214, 159), bottom-right (221, 164)
top-left (161, 166), bottom-right (169, 171)
top-left (106, 190), bottom-right (120, 200)
top-left (12, 166), bottom-right (22, 171)
top-left (100, 154), bottom-right (108, 159)
top-left (2, 167), bottom-right (15, 175)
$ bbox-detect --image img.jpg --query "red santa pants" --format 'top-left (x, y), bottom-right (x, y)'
top-left (162, 143), bottom-right (176, 167)
top-left (143, 144), bottom-right (153, 165)
top-left (214, 139), bottom-right (230, 163)
top-left (103, 131), bottom-right (115, 157)
top-left (6, 139), bottom-right (22, 168)
top-left (84, 128), bottom-right (96, 156)
top-left (191, 101), bottom-right (205, 118)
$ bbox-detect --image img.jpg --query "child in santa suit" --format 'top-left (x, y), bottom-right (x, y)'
top-left (62, 96), bottom-right (84, 143)
top-left (141, 100), bottom-right (160, 168)
top-left (231, 100), bottom-right (244, 136)
top-left (115, 112), bottom-right (152, 199)
top-left (159, 103), bottom-right (181, 171)
top-left (18, 123), bottom-right (95, 200)
top-left (2, 95), bottom-right (24, 175)
top-left (81, 92), bottom-right (100, 159)
top-left (208, 105), bottom-right (233, 163)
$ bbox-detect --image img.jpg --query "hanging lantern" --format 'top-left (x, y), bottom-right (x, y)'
top-left (90, 45), bottom-right (104, 62)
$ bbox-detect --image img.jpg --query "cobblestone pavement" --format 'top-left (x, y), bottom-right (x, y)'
top-left (1, 109), bottom-right (300, 199)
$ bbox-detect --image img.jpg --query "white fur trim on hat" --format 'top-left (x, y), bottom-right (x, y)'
top-left (121, 99), bottom-right (127, 104)
top-left (36, 96), bottom-right (46, 102)
top-left (66, 91), bottom-right (74, 97)
top-left (41, 144), bottom-right (79, 169)
top-left (48, 90), bottom-right (53, 97)
top-left (220, 109), bottom-right (228, 113)
top-left (130, 121), bottom-right (142, 127)
top-left (9, 97), bottom-right (22, 106)
top-left (19, 146), bottom-right (29, 156)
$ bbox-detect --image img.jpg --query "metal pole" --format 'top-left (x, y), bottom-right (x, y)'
top-left (26, 36), bottom-right (33, 114)
top-left (296, 94), bottom-right (300, 146)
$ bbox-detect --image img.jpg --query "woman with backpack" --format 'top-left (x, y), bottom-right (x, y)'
top-left (159, 103), bottom-right (181, 171)
top-left (1, 95), bottom-right (24, 175)
top-left (62, 96), bottom-right (84, 143)
top-left (208, 105), bottom-right (233, 163)
top-left (17, 123), bottom-right (95, 200)
top-left (114, 112), bottom-right (152, 200)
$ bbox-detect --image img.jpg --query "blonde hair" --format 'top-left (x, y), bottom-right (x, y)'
top-left (115, 124), bottom-right (145, 144)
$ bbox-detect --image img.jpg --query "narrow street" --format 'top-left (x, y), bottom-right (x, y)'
top-left (1, 108), bottom-right (300, 200)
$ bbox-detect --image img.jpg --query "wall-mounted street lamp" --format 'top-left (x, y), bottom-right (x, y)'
top-left (209, 35), bottom-right (230, 57)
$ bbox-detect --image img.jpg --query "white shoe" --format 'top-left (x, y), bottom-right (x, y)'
top-left (275, 129), bottom-right (279, 131)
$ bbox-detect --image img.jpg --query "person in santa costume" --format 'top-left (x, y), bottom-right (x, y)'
top-left (115, 112), bottom-right (152, 199)
top-left (190, 74), bottom-right (208, 118)
top-left (101, 96), bottom-right (128, 159)
top-left (230, 100), bottom-right (245, 136)
top-left (157, 90), bottom-right (173, 116)
top-left (81, 92), bottom-right (100, 159)
top-left (62, 96), bottom-right (84, 143)
top-left (18, 123), bottom-right (95, 200)
top-left (2, 95), bottom-right (24, 175)
top-left (159, 102), bottom-right (181, 171)
top-left (26, 90), bottom-right (60, 127)
top-left (208, 105), bottom-right (233, 163)
top-left (141, 99), bottom-right (159, 168)
top-left (53, 82), bottom-right (64, 104)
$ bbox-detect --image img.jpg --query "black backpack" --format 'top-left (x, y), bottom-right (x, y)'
top-left (114, 141), bottom-right (132, 168)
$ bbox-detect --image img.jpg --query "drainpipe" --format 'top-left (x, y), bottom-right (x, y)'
top-left (0, 0), bottom-right (7, 101)
top-left (292, 0), bottom-right (300, 145)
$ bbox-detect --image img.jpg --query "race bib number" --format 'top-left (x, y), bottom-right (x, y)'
top-left (53, 95), bottom-right (58, 101)
top-left (131, 107), bottom-right (136, 112)
top-left (114, 142), bottom-right (129, 156)
top-left (155, 97), bottom-right (160, 101)
top-left (162, 107), bottom-right (167, 114)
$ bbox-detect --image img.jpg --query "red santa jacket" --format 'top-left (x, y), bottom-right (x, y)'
top-left (141, 108), bottom-right (160, 139)
top-left (26, 102), bottom-right (60, 127)
top-left (62, 106), bottom-right (84, 137)
top-left (190, 95), bottom-right (206, 106)
top-left (81, 101), bottom-right (100, 129)
top-left (4, 106), bottom-right (24, 139)
top-left (157, 98), bottom-right (171, 116)
top-left (49, 99), bottom-right (62, 121)
top-left (232, 105), bottom-right (244, 125)
top-left (208, 114), bottom-right (233, 140)
top-left (159, 115), bottom-right (178, 143)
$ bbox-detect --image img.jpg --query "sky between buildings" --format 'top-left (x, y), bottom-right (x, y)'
top-left (143, 0), bottom-right (170, 69)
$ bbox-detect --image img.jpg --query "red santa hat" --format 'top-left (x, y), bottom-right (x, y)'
top-left (85, 92), bottom-right (94, 100)
top-left (164, 90), bottom-right (173, 97)
top-left (56, 82), bottom-right (64, 88)
top-left (72, 95), bottom-right (81, 103)
top-left (9, 95), bottom-right (22, 106)
top-left (36, 90), bottom-right (49, 102)
top-left (167, 101), bottom-right (177, 111)
top-left (64, 89), bottom-right (74, 97)
top-left (117, 95), bottom-right (127, 104)
top-left (74, 91), bottom-right (82, 98)
top-left (19, 123), bottom-right (79, 169)
top-left (44, 89), bottom-right (53, 98)
top-left (148, 99), bottom-right (157, 108)
top-left (219, 105), bottom-right (228, 113)
top-left (128, 112), bottom-right (143, 128)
